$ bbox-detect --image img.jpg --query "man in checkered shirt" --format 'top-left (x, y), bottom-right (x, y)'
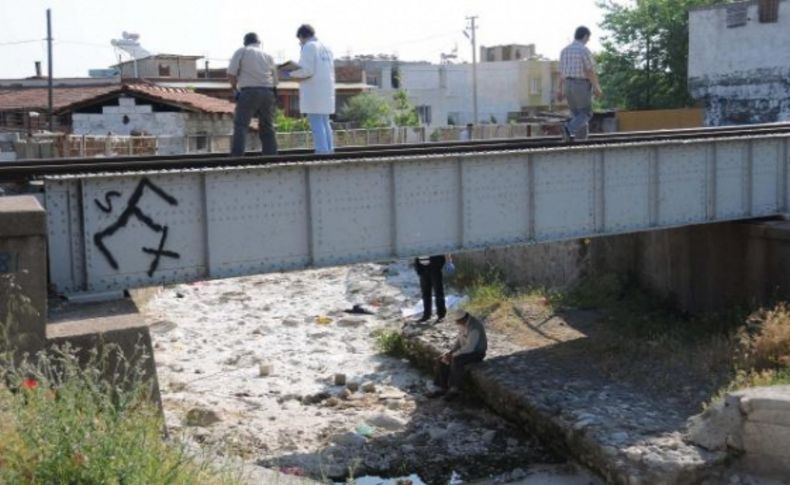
top-left (557, 26), bottom-right (602, 141)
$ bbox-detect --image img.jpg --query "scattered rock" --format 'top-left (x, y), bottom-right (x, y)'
top-left (686, 393), bottom-right (743, 451)
top-left (282, 318), bottom-right (301, 327)
top-left (361, 381), bottom-right (376, 393)
top-left (368, 413), bottom-right (405, 431)
top-left (339, 388), bottom-right (352, 400)
top-left (386, 399), bottom-right (401, 410)
top-left (185, 407), bottom-right (221, 427)
top-left (481, 429), bottom-right (497, 443)
top-left (331, 432), bottom-right (366, 448)
top-left (324, 397), bottom-right (341, 407)
top-left (334, 373), bottom-right (347, 386)
top-left (303, 392), bottom-right (331, 405)
top-left (337, 316), bottom-right (366, 327)
top-left (169, 381), bottom-right (187, 392)
top-left (346, 382), bottom-right (360, 393)
top-left (258, 363), bottom-right (272, 377)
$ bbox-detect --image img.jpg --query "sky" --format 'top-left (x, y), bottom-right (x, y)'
top-left (0, 0), bottom-right (606, 79)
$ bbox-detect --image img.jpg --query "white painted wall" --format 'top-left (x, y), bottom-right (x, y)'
top-left (72, 96), bottom-right (188, 154)
top-left (385, 59), bottom-right (557, 126)
top-left (689, 0), bottom-right (790, 125)
top-left (689, 1), bottom-right (790, 79)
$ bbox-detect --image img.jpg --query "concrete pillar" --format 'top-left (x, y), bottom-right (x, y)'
top-left (0, 195), bottom-right (47, 357)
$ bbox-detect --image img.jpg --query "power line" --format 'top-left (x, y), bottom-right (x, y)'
top-left (0, 39), bottom-right (43, 47)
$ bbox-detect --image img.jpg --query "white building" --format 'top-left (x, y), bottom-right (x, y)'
top-left (338, 46), bottom-right (562, 126)
top-left (689, 0), bottom-right (790, 125)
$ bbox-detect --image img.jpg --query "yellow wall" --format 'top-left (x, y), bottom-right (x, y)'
top-left (616, 108), bottom-right (704, 132)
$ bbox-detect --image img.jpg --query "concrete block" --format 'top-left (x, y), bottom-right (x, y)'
top-left (0, 196), bottom-right (48, 356)
top-left (742, 421), bottom-right (790, 456)
top-left (47, 298), bottom-right (162, 410)
top-left (735, 385), bottom-right (790, 414)
top-left (102, 106), bottom-right (121, 114)
top-left (134, 105), bottom-right (152, 114)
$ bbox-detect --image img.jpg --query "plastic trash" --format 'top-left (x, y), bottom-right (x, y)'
top-left (445, 262), bottom-right (456, 274)
top-left (355, 422), bottom-right (374, 438)
top-left (315, 315), bottom-right (333, 325)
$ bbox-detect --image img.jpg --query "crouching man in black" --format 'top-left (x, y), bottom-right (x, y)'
top-left (429, 311), bottom-right (487, 400)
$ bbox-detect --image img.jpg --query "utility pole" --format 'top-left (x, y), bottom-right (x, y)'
top-left (46, 8), bottom-right (54, 132)
top-left (465, 16), bottom-right (479, 125)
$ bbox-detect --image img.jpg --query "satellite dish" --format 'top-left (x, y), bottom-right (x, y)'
top-left (111, 32), bottom-right (152, 60)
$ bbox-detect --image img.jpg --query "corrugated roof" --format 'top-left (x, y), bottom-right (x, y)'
top-left (0, 83), bottom-right (235, 115)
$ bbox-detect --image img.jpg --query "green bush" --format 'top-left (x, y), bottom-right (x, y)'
top-left (373, 330), bottom-right (407, 357)
top-left (0, 343), bottom-right (234, 485)
top-left (275, 109), bottom-right (309, 133)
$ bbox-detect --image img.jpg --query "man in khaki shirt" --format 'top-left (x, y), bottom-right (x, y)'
top-left (228, 32), bottom-right (278, 156)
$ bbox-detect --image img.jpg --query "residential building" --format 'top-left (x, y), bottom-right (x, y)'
top-left (114, 54), bottom-right (203, 79)
top-left (336, 46), bottom-right (562, 126)
top-left (480, 44), bottom-right (536, 63)
top-left (688, 0), bottom-right (790, 125)
top-left (0, 83), bottom-right (236, 154)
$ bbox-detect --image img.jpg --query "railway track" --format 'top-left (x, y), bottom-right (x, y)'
top-left (2, 122), bottom-right (790, 180)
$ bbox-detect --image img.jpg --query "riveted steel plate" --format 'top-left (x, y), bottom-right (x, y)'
top-left (394, 158), bottom-right (461, 254)
top-left (603, 147), bottom-right (652, 232)
top-left (462, 154), bottom-right (530, 248)
top-left (752, 140), bottom-right (782, 216)
top-left (715, 141), bottom-right (750, 219)
top-left (309, 163), bottom-right (393, 266)
top-left (45, 179), bottom-right (85, 293)
top-left (657, 144), bottom-right (707, 226)
top-left (205, 167), bottom-right (310, 278)
top-left (532, 151), bottom-right (595, 241)
top-left (80, 174), bottom-right (206, 292)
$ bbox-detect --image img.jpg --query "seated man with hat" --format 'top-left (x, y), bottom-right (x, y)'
top-left (429, 310), bottom-right (487, 400)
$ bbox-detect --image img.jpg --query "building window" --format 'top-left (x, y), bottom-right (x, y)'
top-left (158, 64), bottom-right (172, 77)
top-left (416, 105), bottom-right (432, 125)
top-left (530, 78), bottom-right (542, 95)
top-left (726, 4), bottom-right (748, 27)
top-left (195, 131), bottom-right (209, 151)
top-left (487, 51), bottom-right (495, 62)
top-left (758, 0), bottom-right (779, 23)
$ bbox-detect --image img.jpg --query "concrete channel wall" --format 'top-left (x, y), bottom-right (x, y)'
top-left (459, 219), bottom-right (790, 314)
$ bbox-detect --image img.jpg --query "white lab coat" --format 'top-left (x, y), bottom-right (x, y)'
top-left (290, 38), bottom-right (336, 115)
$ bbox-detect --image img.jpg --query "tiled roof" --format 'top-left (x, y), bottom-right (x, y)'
top-left (0, 83), bottom-right (235, 115)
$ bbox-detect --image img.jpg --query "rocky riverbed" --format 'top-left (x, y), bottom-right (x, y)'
top-left (141, 261), bottom-right (599, 484)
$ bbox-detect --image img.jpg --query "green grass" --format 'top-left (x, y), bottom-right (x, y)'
top-left (373, 329), bottom-right (408, 358)
top-left (0, 342), bottom-right (237, 485)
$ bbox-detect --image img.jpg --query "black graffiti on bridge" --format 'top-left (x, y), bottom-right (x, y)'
top-left (93, 177), bottom-right (181, 277)
top-left (94, 191), bottom-right (122, 213)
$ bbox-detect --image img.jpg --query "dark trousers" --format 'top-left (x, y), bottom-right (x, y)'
top-left (434, 351), bottom-right (485, 390)
top-left (418, 263), bottom-right (446, 319)
top-left (232, 87), bottom-right (277, 156)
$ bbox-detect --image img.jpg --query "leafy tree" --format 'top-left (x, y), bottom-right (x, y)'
top-left (392, 90), bottom-right (420, 127)
top-left (340, 92), bottom-right (392, 129)
top-left (596, 0), bottom-right (730, 110)
top-left (274, 109), bottom-right (309, 132)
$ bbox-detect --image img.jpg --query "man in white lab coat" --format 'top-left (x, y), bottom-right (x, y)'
top-left (289, 24), bottom-right (336, 154)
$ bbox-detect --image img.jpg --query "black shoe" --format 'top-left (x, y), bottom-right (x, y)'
top-left (435, 315), bottom-right (445, 324)
top-left (416, 315), bottom-right (431, 324)
top-left (443, 389), bottom-right (460, 401)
